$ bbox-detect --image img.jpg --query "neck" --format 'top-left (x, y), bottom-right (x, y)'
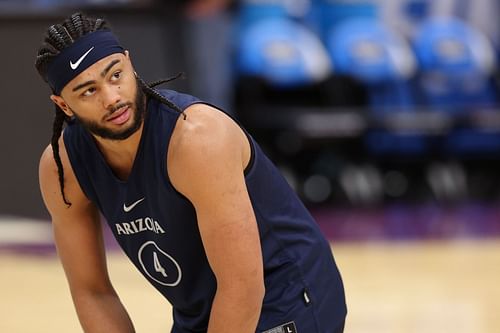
top-left (93, 122), bottom-right (144, 180)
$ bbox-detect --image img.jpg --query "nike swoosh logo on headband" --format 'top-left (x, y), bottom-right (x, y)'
top-left (69, 46), bottom-right (95, 70)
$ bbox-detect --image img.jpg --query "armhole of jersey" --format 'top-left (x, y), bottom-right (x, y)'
top-left (243, 131), bottom-right (256, 177)
top-left (188, 102), bottom-right (257, 177)
top-left (62, 128), bottom-right (98, 204)
top-left (163, 101), bottom-right (257, 198)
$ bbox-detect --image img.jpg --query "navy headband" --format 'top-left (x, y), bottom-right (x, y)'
top-left (46, 30), bottom-right (124, 94)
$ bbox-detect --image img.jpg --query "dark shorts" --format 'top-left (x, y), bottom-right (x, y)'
top-left (335, 321), bottom-right (345, 333)
top-left (172, 318), bottom-right (345, 333)
top-left (259, 320), bottom-right (344, 333)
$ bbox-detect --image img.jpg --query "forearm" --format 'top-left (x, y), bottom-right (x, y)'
top-left (72, 290), bottom-right (135, 333)
top-left (207, 285), bottom-right (264, 333)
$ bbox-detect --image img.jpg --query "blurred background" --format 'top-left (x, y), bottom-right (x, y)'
top-left (1, 0), bottom-right (500, 332)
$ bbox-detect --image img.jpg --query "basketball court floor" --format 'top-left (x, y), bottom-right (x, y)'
top-left (1, 212), bottom-right (499, 333)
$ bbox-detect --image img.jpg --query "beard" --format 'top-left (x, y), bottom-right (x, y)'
top-left (72, 79), bottom-right (146, 141)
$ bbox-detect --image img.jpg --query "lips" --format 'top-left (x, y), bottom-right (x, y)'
top-left (107, 106), bottom-right (130, 125)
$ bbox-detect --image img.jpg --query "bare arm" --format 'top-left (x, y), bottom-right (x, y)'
top-left (168, 105), bottom-right (265, 333)
top-left (39, 139), bottom-right (135, 333)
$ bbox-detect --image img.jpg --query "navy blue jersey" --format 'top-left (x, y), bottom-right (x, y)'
top-left (63, 89), bottom-right (346, 333)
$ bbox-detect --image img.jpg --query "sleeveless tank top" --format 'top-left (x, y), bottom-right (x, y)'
top-left (64, 89), bottom-right (346, 332)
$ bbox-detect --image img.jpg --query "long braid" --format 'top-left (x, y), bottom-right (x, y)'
top-left (36, 13), bottom-right (110, 206)
top-left (137, 76), bottom-right (187, 120)
top-left (37, 13), bottom-right (187, 205)
top-left (148, 72), bottom-right (185, 89)
top-left (51, 106), bottom-right (71, 206)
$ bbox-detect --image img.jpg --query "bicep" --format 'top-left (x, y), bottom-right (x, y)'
top-left (168, 108), bottom-right (263, 287)
top-left (52, 209), bottom-right (111, 293)
top-left (195, 176), bottom-right (263, 288)
top-left (39, 144), bottom-right (112, 293)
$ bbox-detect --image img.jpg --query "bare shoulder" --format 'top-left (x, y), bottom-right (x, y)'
top-left (169, 103), bottom-right (249, 162)
top-left (39, 136), bottom-right (92, 217)
top-left (167, 103), bottom-right (251, 195)
top-left (172, 103), bottom-right (241, 143)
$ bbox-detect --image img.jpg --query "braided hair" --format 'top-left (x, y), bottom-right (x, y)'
top-left (35, 12), bottom-right (185, 206)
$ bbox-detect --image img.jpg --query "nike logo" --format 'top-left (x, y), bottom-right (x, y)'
top-left (69, 46), bottom-right (94, 70)
top-left (123, 197), bottom-right (145, 212)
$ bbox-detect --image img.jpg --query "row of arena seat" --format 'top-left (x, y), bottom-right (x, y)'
top-left (234, 1), bottom-right (500, 159)
top-left (233, 1), bottom-right (500, 204)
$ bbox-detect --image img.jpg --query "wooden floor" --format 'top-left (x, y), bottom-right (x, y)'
top-left (1, 240), bottom-right (499, 333)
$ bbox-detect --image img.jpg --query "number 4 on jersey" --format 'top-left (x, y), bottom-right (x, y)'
top-left (153, 251), bottom-right (168, 277)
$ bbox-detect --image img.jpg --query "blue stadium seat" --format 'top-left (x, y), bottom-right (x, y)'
top-left (413, 17), bottom-right (500, 157)
top-left (236, 18), bottom-right (332, 87)
top-left (325, 18), bottom-right (429, 156)
top-left (413, 17), bottom-right (498, 109)
top-left (325, 18), bottom-right (417, 109)
top-left (442, 128), bottom-right (500, 157)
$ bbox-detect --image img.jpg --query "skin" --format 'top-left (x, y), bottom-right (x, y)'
top-left (40, 51), bottom-right (265, 332)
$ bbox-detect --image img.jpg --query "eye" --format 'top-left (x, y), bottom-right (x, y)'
top-left (82, 87), bottom-right (96, 97)
top-left (111, 70), bottom-right (122, 81)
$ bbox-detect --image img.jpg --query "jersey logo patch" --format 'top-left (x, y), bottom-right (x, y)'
top-left (123, 197), bottom-right (145, 212)
top-left (262, 321), bottom-right (297, 333)
top-left (138, 241), bottom-right (182, 287)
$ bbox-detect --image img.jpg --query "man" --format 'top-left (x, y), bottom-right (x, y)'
top-left (36, 12), bottom-right (346, 333)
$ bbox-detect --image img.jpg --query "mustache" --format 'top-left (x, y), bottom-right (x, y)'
top-left (105, 102), bottom-right (133, 118)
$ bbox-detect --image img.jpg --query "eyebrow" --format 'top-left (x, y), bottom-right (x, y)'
top-left (72, 59), bottom-right (121, 92)
top-left (100, 59), bottom-right (121, 78)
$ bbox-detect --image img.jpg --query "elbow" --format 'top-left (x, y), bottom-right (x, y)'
top-left (237, 279), bottom-right (265, 317)
top-left (242, 272), bottom-right (265, 305)
top-left (218, 276), bottom-right (265, 309)
top-left (246, 279), bottom-right (265, 308)
top-left (250, 281), bottom-right (265, 322)
top-left (69, 280), bottom-right (118, 305)
top-left (255, 280), bottom-right (265, 303)
top-left (247, 277), bottom-right (266, 308)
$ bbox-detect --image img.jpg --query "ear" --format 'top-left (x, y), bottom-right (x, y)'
top-left (124, 50), bottom-right (133, 65)
top-left (124, 50), bottom-right (136, 76)
top-left (50, 95), bottom-right (73, 117)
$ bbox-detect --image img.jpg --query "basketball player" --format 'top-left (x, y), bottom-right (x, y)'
top-left (36, 12), bottom-right (346, 333)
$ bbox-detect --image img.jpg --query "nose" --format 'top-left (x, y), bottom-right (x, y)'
top-left (101, 84), bottom-right (121, 111)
